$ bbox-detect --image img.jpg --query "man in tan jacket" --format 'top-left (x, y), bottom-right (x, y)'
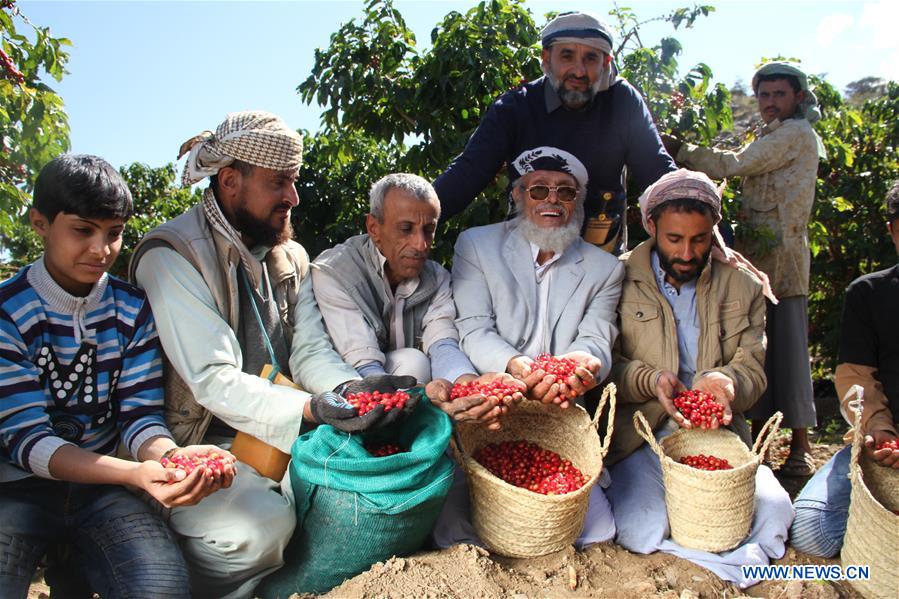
top-left (604, 170), bottom-right (792, 588)
top-left (666, 61), bottom-right (824, 475)
top-left (606, 170), bottom-right (768, 464)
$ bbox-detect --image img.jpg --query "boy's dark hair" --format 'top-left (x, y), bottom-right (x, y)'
top-left (886, 180), bottom-right (899, 223)
top-left (754, 73), bottom-right (801, 94)
top-left (33, 154), bottom-right (133, 222)
top-left (209, 159), bottom-right (255, 195)
top-left (649, 197), bottom-right (717, 224)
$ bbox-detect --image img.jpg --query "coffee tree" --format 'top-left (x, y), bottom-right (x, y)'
top-left (807, 80), bottom-right (899, 372)
top-left (0, 1), bottom-right (70, 239)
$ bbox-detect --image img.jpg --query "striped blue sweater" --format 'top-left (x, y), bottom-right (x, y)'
top-left (0, 257), bottom-right (170, 482)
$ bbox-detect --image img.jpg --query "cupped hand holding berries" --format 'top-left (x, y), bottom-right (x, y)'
top-left (428, 373), bottom-right (526, 430)
top-left (654, 370), bottom-right (690, 427)
top-left (866, 431), bottom-right (899, 468)
top-left (553, 351), bottom-right (601, 399)
top-left (144, 445), bottom-right (237, 508)
top-left (506, 355), bottom-right (566, 407)
top-left (691, 371), bottom-right (734, 428)
top-left (426, 377), bottom-right (499, 426)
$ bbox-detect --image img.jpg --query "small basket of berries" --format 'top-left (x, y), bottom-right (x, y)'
top-left (633, 399), bottom-right (783, 552)
top-left (841, 391), bottom-right (899, 599)
top-left (453, 383), bottom-right (617, 557)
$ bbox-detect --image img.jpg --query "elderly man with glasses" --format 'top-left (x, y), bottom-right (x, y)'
top-left (431, 146), bottom-right (623, 549)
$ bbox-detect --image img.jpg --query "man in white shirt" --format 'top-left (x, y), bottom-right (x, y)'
top-left (130, 111), bottom-right (413, 598)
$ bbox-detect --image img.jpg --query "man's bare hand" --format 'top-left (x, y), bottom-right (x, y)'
top-left (691, 371), bottom-right (735, 428)
top-left (865, 430), bottom-right (899, 468)
top-left (655, 370), bottom-right (688, 428)
top-left (426, 377), bottom-right (502, 429)
top-left (506, 355), bottom-right (566, 407)
top-left (556, 351), bottom-right (601, 399)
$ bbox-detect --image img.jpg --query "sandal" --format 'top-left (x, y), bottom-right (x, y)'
top-left (778, 451), bottom-right (817, 477)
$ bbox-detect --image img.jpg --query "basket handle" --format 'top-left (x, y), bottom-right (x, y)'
top-left (751, 410), bottom-right (784, 459)
top-left (632, 410), bottom-right (666, 461)
top-left (846, 385), bottom-right (865, 473)
top-left (591, 382), bottom-right (617, 459)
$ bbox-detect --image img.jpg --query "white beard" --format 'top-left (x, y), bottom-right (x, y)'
top-left (513, 201), bottom-right (585, 255)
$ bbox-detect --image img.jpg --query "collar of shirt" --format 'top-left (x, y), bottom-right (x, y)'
top-left (761, 118), bottom-right (784, 136)
top-left (651, 249), bottom-right (697, 297)
top-left (543, 76), bottom-right (563, 113)
top-left (368, 238), bottom-right (420, 300)
top-left (530, 241), bottom-right (564, 282)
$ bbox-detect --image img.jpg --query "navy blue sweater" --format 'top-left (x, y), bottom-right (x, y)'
top-left (434, 76), bottom-right (675, 226)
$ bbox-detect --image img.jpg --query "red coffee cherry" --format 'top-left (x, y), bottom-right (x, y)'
top-left (678, 454), bottom-right (733, 471)
top-left (160, 452), bottom-right (226, 482)
top-left (532, 353), bottom-right (579, 379)
top-left (474, 440), bottom-right (586, 495)
top-left (365, 443), bottom-right (405, 457)
top-left (0, 48), bottom-right (25, 84)
top-left (450, 380), bottom-right (520, 401)
top-left (673, 389), bottom-right (725, 427)
top-left (345, 390), bottom-right (410, 415)
top-left (875, 439), bottom-right (899, 451)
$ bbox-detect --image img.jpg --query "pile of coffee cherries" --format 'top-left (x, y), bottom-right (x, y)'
top-left (346, 390), bottom-right (409, 415)
top-left (475, 440), bottom-right (586, 495)
top-left (160, 452), bottom-right (227, 479)
top-left (673, 390), bottom-right (725, 427)
top-left (365, 443), bottom-right (406, 457)
top-left (532, 353), bottom-right (579, 379)
top-left (450, 380), bottom-right (520, 401)
top-left (678, 454), bottom-right (733, 471)
top-left (875, 439), bottom-right (899, 451)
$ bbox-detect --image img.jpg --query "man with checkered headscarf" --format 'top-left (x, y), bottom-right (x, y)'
top-left (434, 11), bottom-right (675, 255)
top-left (129, 111), bottom-right (414, 598)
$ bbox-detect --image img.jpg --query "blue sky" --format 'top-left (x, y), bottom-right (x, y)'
top-left (17, 0), bottom-right (897, 171)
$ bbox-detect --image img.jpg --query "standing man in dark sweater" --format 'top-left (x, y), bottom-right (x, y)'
top-left (433, 11), bottom-right (675, 254)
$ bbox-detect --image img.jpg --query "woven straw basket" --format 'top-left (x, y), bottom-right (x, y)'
top-left (453, 382), bottom-right (617, 557)
top-left (841, 395), bottom-right (899, 599)
top-left (633, 409), bottom-right (782, 552)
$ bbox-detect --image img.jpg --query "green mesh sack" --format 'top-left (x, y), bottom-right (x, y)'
top-left (257, 399), bottom-right (453, 597)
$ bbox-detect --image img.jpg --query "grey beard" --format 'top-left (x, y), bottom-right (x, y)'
top-left (545, 70), bottom-right (601, 110)
top-left (513, 202), bottom-right (585, 255)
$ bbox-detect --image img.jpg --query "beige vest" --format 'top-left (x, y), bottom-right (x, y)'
top-left (129, 204), bottom-right (309, 446)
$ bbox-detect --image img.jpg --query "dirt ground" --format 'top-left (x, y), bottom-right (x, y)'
top-left (306, 435), bottom-right (863, 599)
top-left (315, 542), bottom-right (862, 599)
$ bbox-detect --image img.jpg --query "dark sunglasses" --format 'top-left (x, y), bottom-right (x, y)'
top-left (524, 184), bottom-right (578, 203)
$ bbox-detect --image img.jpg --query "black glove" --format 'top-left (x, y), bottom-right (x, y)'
top-left (311, 375), bottom-right (420, 433)
top-left (343, 374), bottom-right (420, 428)
top-left (310, 391), bottom-right (386, 433)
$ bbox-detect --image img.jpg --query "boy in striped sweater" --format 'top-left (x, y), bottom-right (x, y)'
top-left (0, 154), bottom-right (235, 598)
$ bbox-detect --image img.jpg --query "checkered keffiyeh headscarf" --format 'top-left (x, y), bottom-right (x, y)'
top-left (178, 111), bottom-right (304, 186)
top-left (639, 169), bottom-right (778, 303)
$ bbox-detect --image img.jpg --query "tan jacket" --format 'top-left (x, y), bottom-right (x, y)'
top-left (606, 240), bottom-right (767, 464)
top-left (678, 118), bottom-right (820, 298)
